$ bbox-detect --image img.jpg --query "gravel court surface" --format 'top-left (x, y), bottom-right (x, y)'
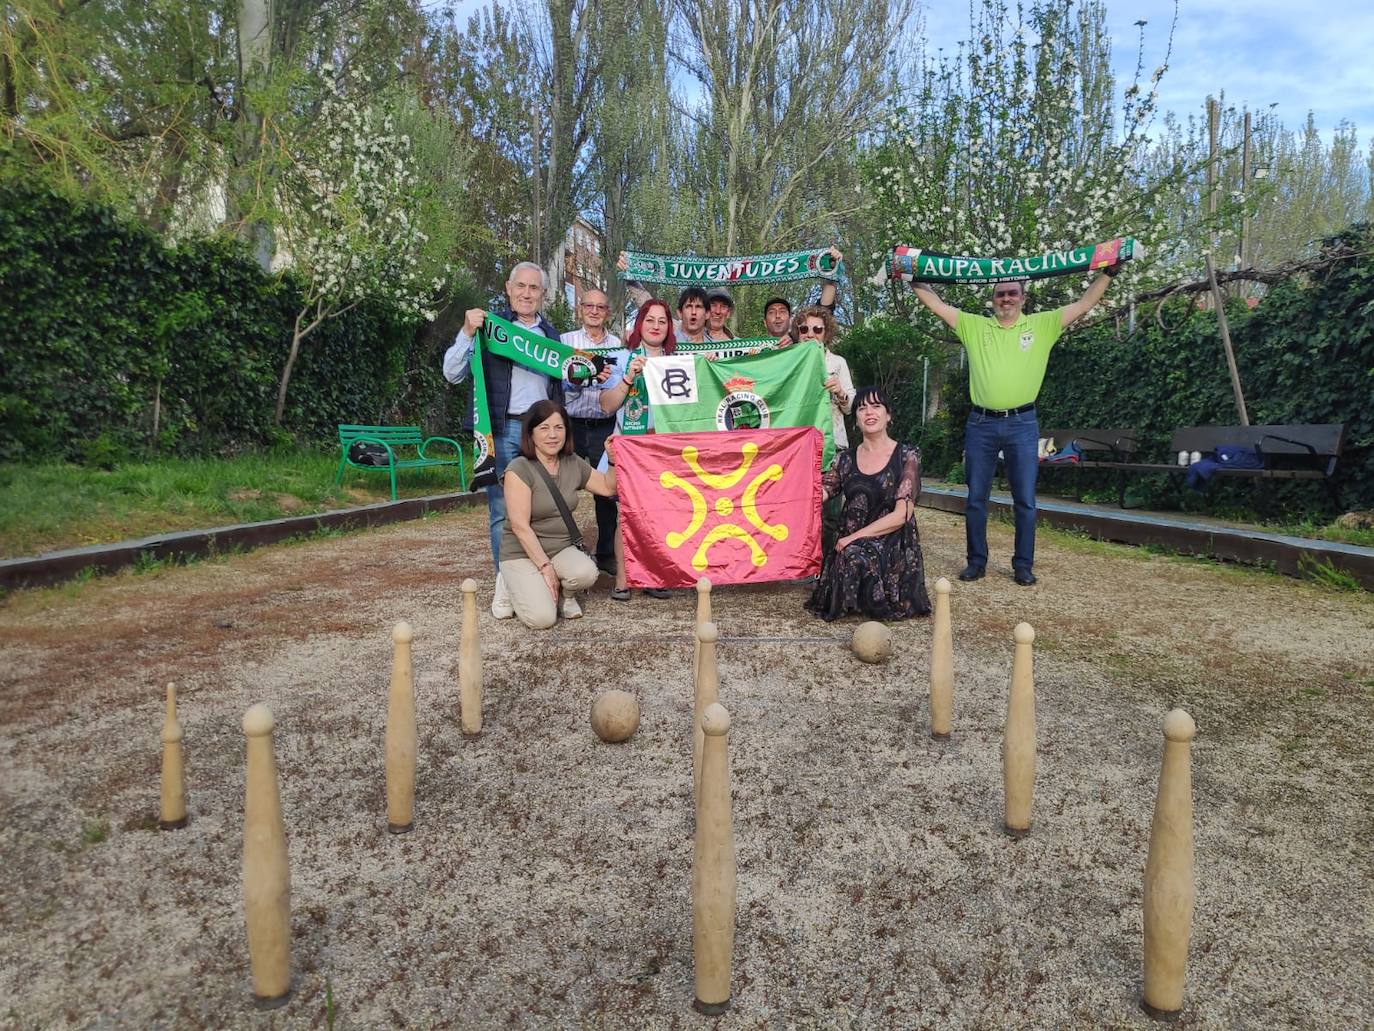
top-left (1, 502), bottom-right (1371, 1029)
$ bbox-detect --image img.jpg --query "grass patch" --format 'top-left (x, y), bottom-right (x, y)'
top-left (1298, 553), bottom-right (1364, 592)
top-left (0, 448), bottom-right (471, 558)
top-left (80, 820), bottom-right (108, 849)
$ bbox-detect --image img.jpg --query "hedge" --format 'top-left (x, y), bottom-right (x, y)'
top-left (0, 184), bottom-right (474, 462)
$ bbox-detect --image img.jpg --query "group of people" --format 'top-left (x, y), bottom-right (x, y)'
top-left (442, 250), bottom-right (1119, 629)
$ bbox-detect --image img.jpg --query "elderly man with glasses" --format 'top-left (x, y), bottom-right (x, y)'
top-left (559, 289), bottom-right (621, 575)
top-left (911, 269), bottom-right (1118, 586)
top-left (443, 262), bottom-right (563, 605)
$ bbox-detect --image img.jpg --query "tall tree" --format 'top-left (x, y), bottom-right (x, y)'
top-left (669, 0), bottom-right (914, 256)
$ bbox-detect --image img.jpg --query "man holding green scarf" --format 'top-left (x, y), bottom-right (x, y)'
top-left (443, 261), bottom-right (562, 585)
top-left (912, 269), bottom-right (1118, 586)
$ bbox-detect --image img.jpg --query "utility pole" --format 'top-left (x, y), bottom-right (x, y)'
top-left (1240, 110), bottom-right (1252, 270)
top-left (532, 106), bottom-right (543, 265)
top-left (1205, 96), bottom-right (1219, 310)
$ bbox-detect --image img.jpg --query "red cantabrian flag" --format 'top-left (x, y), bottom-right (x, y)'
top-left (613, 427), bottom-right (823, 589)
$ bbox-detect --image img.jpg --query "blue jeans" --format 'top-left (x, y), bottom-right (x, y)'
top-left (964, 409), bottom-right (1039, 574)
top-left (486, 418), bottom-right (525, 569)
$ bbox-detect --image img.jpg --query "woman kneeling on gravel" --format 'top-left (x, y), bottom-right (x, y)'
top-left (494, 400), bottom-right (618, 629)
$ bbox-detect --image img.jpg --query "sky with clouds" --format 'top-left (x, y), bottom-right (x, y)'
top-left (917, 0), bottom-right (1372, 137)
top-left (441, 0), bottom-right (1374, 138)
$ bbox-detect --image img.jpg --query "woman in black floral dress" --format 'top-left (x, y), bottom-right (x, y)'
top-left (805, 386), bottom-right (931, 621)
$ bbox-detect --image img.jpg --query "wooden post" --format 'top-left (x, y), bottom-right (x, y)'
top-left (1240, 110), bottom-right (1253, 275)
top-left (386, 622), bottom-right (417, 834)
top-left (1002, 623), bottom-right (1036, 837)
top-left (929, 578), bottom-right (953, 739)
top-left (242, 704), bottom-right (291, 1007)
top-left (159, 684), bottom-right (188, 830)
top-left (693, 702), bottom-right (735, 1014)
top-left (1205, 254), bottom-right (1250, 426)
top-left (1206, 97), bottom-right (1219, 240)
top-left (459, 578), bottom-right (482, 736)
top-left (1142, 709), bottom-right (1197, 1020)
top-left (693, 621), bottom-right (720, 803)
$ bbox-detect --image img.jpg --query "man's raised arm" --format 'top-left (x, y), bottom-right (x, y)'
top-left (911, 284), bottom-right (961, 330)
top-left (1059, 268), bottom-right (1118, 328)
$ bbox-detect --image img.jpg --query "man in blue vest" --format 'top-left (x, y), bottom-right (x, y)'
top-left (443, 262), bottom-right (562, 586)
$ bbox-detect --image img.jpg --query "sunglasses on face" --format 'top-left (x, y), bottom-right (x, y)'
top-left (799, 324), bottom-right (825, 335)
top-left (993, 289), bottom-right (1022, 299)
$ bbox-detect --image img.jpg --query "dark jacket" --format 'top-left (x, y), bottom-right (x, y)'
top-left (467, 309), bottom-right (562, 431)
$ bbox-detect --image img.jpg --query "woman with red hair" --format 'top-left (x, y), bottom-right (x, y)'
top-left (598, 299), bottom-right (676, 600)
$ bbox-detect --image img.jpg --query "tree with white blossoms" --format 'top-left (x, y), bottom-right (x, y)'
top-left (863, 0), bottom-right (1207, 333)
top-left (271, 70), bottom-right (454, 424)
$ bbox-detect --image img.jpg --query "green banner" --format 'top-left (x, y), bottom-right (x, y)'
top-left (620, 248), bottom-right (841, 286)
top-left (641, 342), bottom-right (834, 466)
top-left (875, 237), bottom-right (1137, 286)
top-left (469, 313), bottom-right (811, 484)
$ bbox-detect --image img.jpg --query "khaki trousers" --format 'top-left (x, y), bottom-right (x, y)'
top-left (499, 548), bottom-right (600, 629)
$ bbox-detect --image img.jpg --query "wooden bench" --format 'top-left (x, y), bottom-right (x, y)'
top-left (1039, 428), bottom-right (1140, 506)
top-left (334, 424), bottom-right (468, 501)
top-left (1042, 424), bottom-right (1344, 508)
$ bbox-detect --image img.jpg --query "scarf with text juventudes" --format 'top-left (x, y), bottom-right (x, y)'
top-left (873, 237), bottom-right (1137, 286)
top-left (620, 248), bottom-right (841, 286)
top-left (469, 313), bottom-right (798, 482)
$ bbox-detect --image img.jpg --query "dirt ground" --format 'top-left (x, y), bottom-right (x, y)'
top-left (1, 502), bottom-right (1371, 1030)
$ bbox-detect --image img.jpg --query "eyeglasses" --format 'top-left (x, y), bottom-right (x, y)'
top-left (993, 289), bottom-right (1022, 299)
top-left (581, 302), bottom-right (609, 311)
top-left (799, 324), bottom-right (826, 335)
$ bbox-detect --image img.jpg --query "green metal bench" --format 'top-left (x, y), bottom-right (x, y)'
top-left (334, 424), bottom-right (468, 501)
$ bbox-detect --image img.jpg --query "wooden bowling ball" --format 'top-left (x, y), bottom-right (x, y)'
top-left (591, 690), bottom-right (640, 743)
top-left (851, 621), bottom-right (893, 664)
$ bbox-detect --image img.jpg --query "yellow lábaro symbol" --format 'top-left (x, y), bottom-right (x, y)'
top-left (659, 441), bottom-right (790, 571)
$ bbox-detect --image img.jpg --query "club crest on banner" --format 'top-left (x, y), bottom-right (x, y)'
top-left (561, 353), bottom-right (600, 383)
top-left (623, 393), bottom-right (648, 426)
top-left (474, 431), bottom-right (492, 469)
top-left (715, 376), bottom-right (771, 431)
top-left (644, 354), bottom-right (699, 406)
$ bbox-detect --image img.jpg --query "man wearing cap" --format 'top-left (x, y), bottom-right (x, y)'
top-left (703, 287), bottom-right (736, 341)
top-left (911, 269), bottom-right (1118, 586)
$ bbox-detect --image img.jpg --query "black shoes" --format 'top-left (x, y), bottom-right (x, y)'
top-left (957, 564), bottom-right (1037, 585)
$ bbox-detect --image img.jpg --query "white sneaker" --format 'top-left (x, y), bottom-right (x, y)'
top-left (491, 572), bottom-right (514, 619)
top-left (561, 594), bottom-right (583, 620)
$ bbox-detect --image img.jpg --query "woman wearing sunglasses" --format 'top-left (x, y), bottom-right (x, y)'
top-left (805, 385), bottom-right (931, 622)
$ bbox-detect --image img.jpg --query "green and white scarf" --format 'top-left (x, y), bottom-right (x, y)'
top-left (873, 237), bottom-right (1137, 286)
top-left (620, 247), bottom-right (841, 286)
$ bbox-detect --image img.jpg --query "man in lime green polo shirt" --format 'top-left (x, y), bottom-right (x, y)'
top-left (913, 269), bottom-right (1119, 585)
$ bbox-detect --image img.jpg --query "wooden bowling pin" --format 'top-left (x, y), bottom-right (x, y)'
top-left (693, 622), bottom-right (720, 803)
top-left (693, 702), bottom-right (735, 1015)
top-left (159, 683), bottom-right (188, 830)
top-left (1142, 708), bottom-right (1197, 1020)
top-left (459, 578), bottom-right (482, 736)
top-left (1002, 622), bottom-right (1036, 837)
top-left (386, 622), bottom-right (417, 834)
top-left (928, 577), bottom-right (953, 740)
top-left (242, 704), bottom-right (291, 1007)
top-left (692, 577), bottom-right (712, 686)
